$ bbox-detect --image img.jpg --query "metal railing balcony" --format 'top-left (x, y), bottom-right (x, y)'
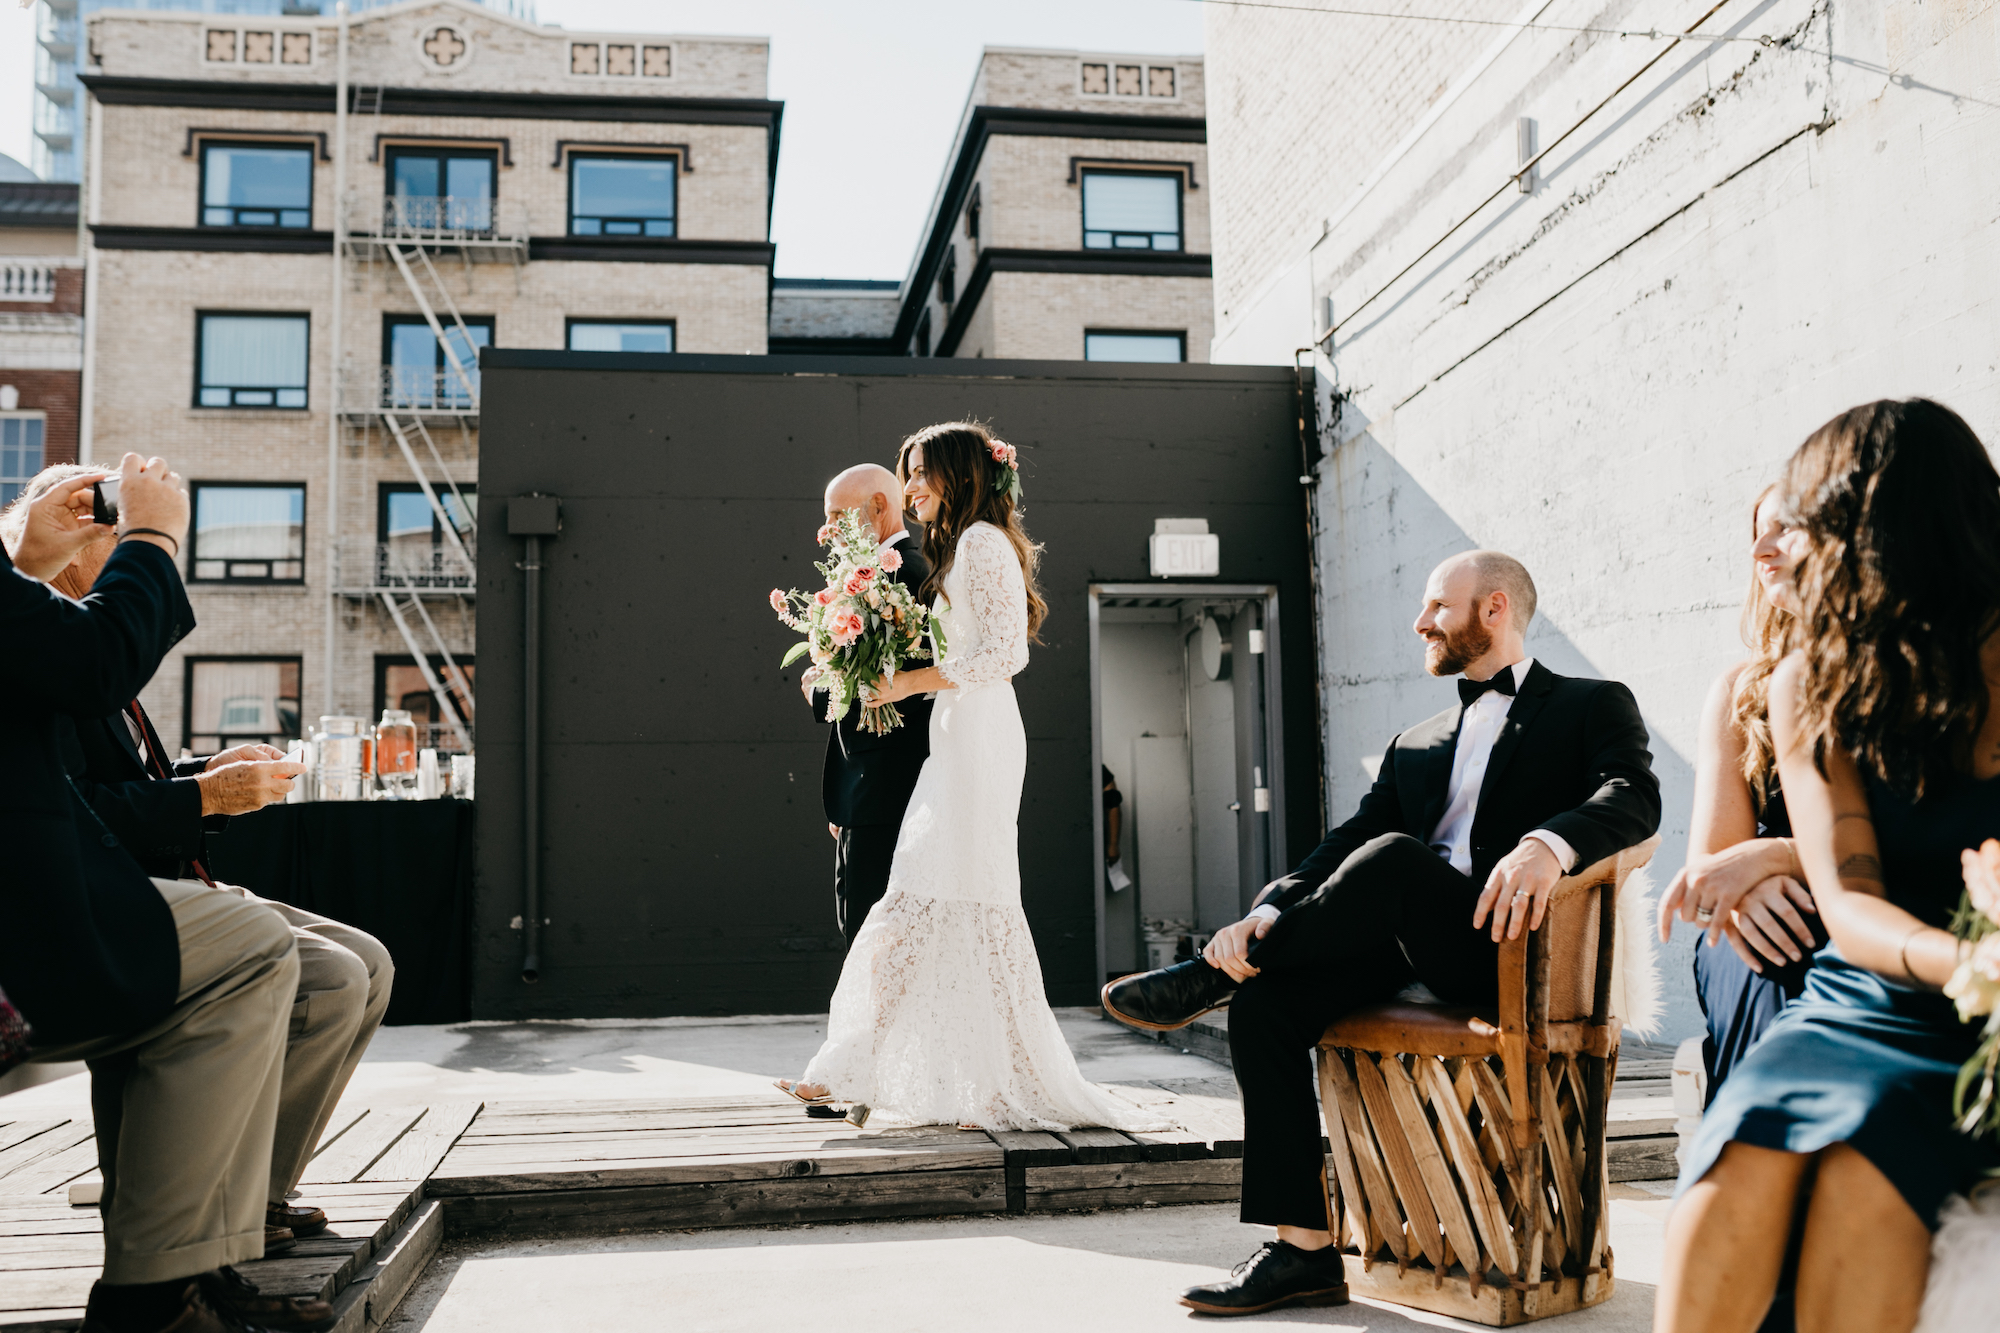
top-left (334, 540), bottom-right (476, 596)
top-left (347, 195), bottom-right (529, 255)
top-left (340, 366), bottom-right (481, 418)
top-left (0, 260), bottom-right (60, 302)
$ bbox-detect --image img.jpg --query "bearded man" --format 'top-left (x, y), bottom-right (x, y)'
top-left (1103, 550), bottom-right (1661, 1317)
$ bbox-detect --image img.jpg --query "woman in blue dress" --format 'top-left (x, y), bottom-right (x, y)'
top-left (1658, 398), bottom-right (2000, 1333)
top-left (1659, 487), bottom-right (1828, 1096)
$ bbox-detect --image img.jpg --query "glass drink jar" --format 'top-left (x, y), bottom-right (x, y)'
top-left (376, 709), bottom-right (419, 799)
top-left (317, 717), bottom-right (366, 802)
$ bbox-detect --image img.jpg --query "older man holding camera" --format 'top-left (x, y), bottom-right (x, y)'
top-left (2, 458), bottom-right (317, 1333)
top-left (8, 466), bottom-right (395, 1266)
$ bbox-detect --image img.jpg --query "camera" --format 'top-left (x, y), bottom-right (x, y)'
top-left (92, 476), bottom-right (121, 527)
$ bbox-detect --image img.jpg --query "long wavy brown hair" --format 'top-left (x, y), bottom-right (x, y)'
top-left (1776, 398), bottom-right (2000, 798)
top-left (895, 421), bottom-right (1048, 640)
top-left (1731, 486), bottom-right (1793, 809)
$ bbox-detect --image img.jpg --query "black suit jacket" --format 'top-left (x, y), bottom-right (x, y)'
top-left (1262, 661), bottom-right (1661, 912)
top-left (58, 707), bottom-right (219, 882)
top-left (0, 542), bottom-right (195, 1045)
top-left (813, 533), bottom-right (935, 828)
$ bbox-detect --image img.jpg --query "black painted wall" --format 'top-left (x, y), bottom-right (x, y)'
top-left (473, 352), bottom-right (1320, 1018)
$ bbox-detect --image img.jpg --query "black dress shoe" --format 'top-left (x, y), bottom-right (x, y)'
top-left (1180, 1241), bottom-right (1350, 1316)
top-left (1101, 959), bottom-right (1238, 1031)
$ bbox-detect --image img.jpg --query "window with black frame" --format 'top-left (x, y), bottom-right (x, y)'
top-left (1084, 330), bottom-right (1186, 363)
top-left (201, 142), bottom-right (313, 228)
top-left (386, 146), bottom-right (495, 232)
top-left (384, 315), bottom-right (490, 408)
top-left (196, 312), bottom-right (309, 408)
top-left (184, 657), bottom-right (302, 753)
top-left (190, 483), bottom-right (305, 582)
top-left (373, 655), bottom-right (475, 753)
top-left (1, 415), bottom-right (46, 507)
top-left (566, 320), bottom-right (674, 353)
top-left (569, 154), bottom-right (676, 237)
top-left (379, 482), bottom-right (476, 586)
top-left (1081, 170), bottom-right (1182, 251)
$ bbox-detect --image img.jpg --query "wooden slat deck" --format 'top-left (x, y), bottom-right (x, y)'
top-left (0, 1074), bottom-right (1251, 1324)
top-left (426, 1078), bottom-right (1249, 1238)
top-left (0, 1103), bottom-right (477, 1332)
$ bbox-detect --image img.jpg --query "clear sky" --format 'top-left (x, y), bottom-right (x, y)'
top-left (0, 0), bottom-right (1206, 280)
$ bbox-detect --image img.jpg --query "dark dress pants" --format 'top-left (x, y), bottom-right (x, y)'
top-left (1229, 832), bottom-right (1501, 1229)
top-left (834, 824), bottom-right (900, 946)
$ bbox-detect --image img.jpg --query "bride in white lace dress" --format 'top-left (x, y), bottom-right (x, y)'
top-left (779, 422), bottom-right (1163, 1133)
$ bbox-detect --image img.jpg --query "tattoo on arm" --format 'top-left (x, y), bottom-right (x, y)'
top-left (1837, 853), bottom-right (1885, 882)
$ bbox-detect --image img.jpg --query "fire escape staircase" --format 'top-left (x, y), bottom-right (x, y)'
top-left (332, 93), bottom-right (527, 738)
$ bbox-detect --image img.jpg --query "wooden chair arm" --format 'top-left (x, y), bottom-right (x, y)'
top-left (1495, 835), bottom-right (1662, 1148)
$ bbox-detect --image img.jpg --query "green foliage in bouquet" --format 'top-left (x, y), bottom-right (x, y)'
top-left (770, 507), bottom-right (945, 736)
top-left (1945, 850), bottom-right (2000, 1142)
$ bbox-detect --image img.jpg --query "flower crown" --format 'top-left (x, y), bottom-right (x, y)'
top-left (988, 439), bottom-right (1022, 504)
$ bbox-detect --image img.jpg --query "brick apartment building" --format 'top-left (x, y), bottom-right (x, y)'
top-left (0, 172), bottom-right (84, 499)
top-left (889, 48), bottom-right (1211, 363)
top-left (79, 0), bottom-right (778, 752)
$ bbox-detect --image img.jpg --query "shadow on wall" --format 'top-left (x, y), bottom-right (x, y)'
top-left (1316, 421), bottom-right (1702, 1039)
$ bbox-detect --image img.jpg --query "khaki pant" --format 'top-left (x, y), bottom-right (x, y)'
top-left (234, 890), bottom-right (393, 1203)
top-left (30, 879), bottom-right (296, 1284)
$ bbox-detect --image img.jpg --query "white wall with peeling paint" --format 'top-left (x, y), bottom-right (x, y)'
top-left (1210, 0), bottom-right (2000, 1038)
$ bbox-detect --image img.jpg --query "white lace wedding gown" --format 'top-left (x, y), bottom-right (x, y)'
top-left (802, 522), bottom-right (1164, 1132)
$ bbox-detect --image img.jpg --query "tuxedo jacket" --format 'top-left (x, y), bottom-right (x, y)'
top-left (0, 541), bottom-right (195, 1045)
top-left (1263, 661), bottom-right (1660, 913)
top-left (813, 536), bottom-right (935, 828)
top-left (58, 706), bottom-right (221, 883)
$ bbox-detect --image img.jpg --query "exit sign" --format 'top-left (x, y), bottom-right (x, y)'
top-left (1150, 531), bottom-right (1220, 577)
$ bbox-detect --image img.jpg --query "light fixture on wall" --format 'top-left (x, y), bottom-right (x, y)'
top-left (1516, 117), bottom-right (1538, 194)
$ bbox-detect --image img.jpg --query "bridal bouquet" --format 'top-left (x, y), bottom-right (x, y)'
top-left (1945, 839), bottom-right (2000, 1139)
top-left (771, 508), bottom-right (943, 736)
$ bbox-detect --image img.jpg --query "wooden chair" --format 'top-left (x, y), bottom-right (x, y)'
top-left (1314, 835), bottom-right (1660, 1326)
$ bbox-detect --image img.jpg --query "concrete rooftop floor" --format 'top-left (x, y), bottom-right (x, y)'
top-left (2, 1011), bottom-right (1669, 1331)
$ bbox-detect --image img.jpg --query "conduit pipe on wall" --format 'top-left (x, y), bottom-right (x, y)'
top-left (509, 495), bottom-right (561, 983)
top-left (1325, 0), bottom-right (1736, 342)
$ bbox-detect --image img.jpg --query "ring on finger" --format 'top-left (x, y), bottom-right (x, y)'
top-left (1512, 891), bottom-right (1531, 903)
top-left (1695, 906), bottom-right (1716, 924)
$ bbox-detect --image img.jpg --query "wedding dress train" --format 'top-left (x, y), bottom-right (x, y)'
top-left (802, 521), bottom-right (1164, 1132)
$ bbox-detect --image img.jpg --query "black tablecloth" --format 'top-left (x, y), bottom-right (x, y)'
top-left (204, 801), bottom-right (474, 1025)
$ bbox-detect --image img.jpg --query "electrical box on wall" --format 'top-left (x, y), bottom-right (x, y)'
top-left (1149, 517), bottom-right (1219, 578)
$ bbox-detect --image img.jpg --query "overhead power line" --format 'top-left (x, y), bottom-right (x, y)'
top-left (1177, 0), bottom-right (1786, 46)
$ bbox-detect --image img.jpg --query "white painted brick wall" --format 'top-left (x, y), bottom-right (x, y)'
top-left (1209, 0), bottom-right (2000, 1037)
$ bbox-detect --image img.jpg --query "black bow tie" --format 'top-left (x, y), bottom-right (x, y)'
top-left (1458, 670), bottom-right (1518, 707)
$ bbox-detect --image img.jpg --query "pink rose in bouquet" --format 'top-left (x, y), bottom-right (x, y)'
top-left (771, 508), bottom-right (945, 735)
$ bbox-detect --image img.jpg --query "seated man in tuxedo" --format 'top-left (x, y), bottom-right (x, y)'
top-left (6, 466), bottom-right (393, 1275)
top-left (1104, 550), bottom-right (1660, 1317)
top-left (802, 464), bottom-right (934, 945)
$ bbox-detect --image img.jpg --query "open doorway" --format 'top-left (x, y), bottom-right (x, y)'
top-left (1089, 583), bottom-right (1288, 985)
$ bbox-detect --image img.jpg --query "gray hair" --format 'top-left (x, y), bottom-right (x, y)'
top-left (1466, 549), bottom-right (1538, 630)
top-left (0, 463), bottom-right (99, 557)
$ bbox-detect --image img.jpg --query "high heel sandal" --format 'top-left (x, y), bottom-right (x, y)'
top-left (774, 1079), bottom-right (836, 1107)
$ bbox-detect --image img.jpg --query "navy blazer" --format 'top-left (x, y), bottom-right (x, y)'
top-left (59, 707), bottom-right (219, 882)
top-left (812, 534), bottom-right (934, 828)
top-left (1261, 661), bottom-right (1661, 912)
top-left (0, 541), bottom-right (195, 1045)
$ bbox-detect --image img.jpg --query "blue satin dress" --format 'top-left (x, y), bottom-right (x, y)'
top-left (1692, 786), bottom-right (1830, 1100)
top-left (1677, 772), bottom-right (2000, 1229)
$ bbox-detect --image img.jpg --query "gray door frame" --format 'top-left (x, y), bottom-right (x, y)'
top-left (1087, 582), bottom-right (1288, 989)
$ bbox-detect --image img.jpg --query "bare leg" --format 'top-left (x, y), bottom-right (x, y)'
top-left (1276, 1226), bottom-right (1333, 1251)
top-left (1794, 1144), bottom-right (1929, 1333)
top-left (1658, 1142), bottom-right (1812, 1333)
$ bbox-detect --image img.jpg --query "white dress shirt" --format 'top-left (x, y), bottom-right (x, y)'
top-left (878, 528), bottom-right (911, 560)
top-left (1248, 657), bottom-right (1576, 923)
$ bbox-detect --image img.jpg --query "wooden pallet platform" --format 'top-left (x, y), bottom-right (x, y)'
top-left (427, 1077), bottom-right (1249, 1238)
top-left (0, 1103), bottom-right (477, 1332)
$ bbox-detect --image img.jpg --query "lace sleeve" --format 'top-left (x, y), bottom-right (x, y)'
top-left (938, 524), bottom-right (1030, 689)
